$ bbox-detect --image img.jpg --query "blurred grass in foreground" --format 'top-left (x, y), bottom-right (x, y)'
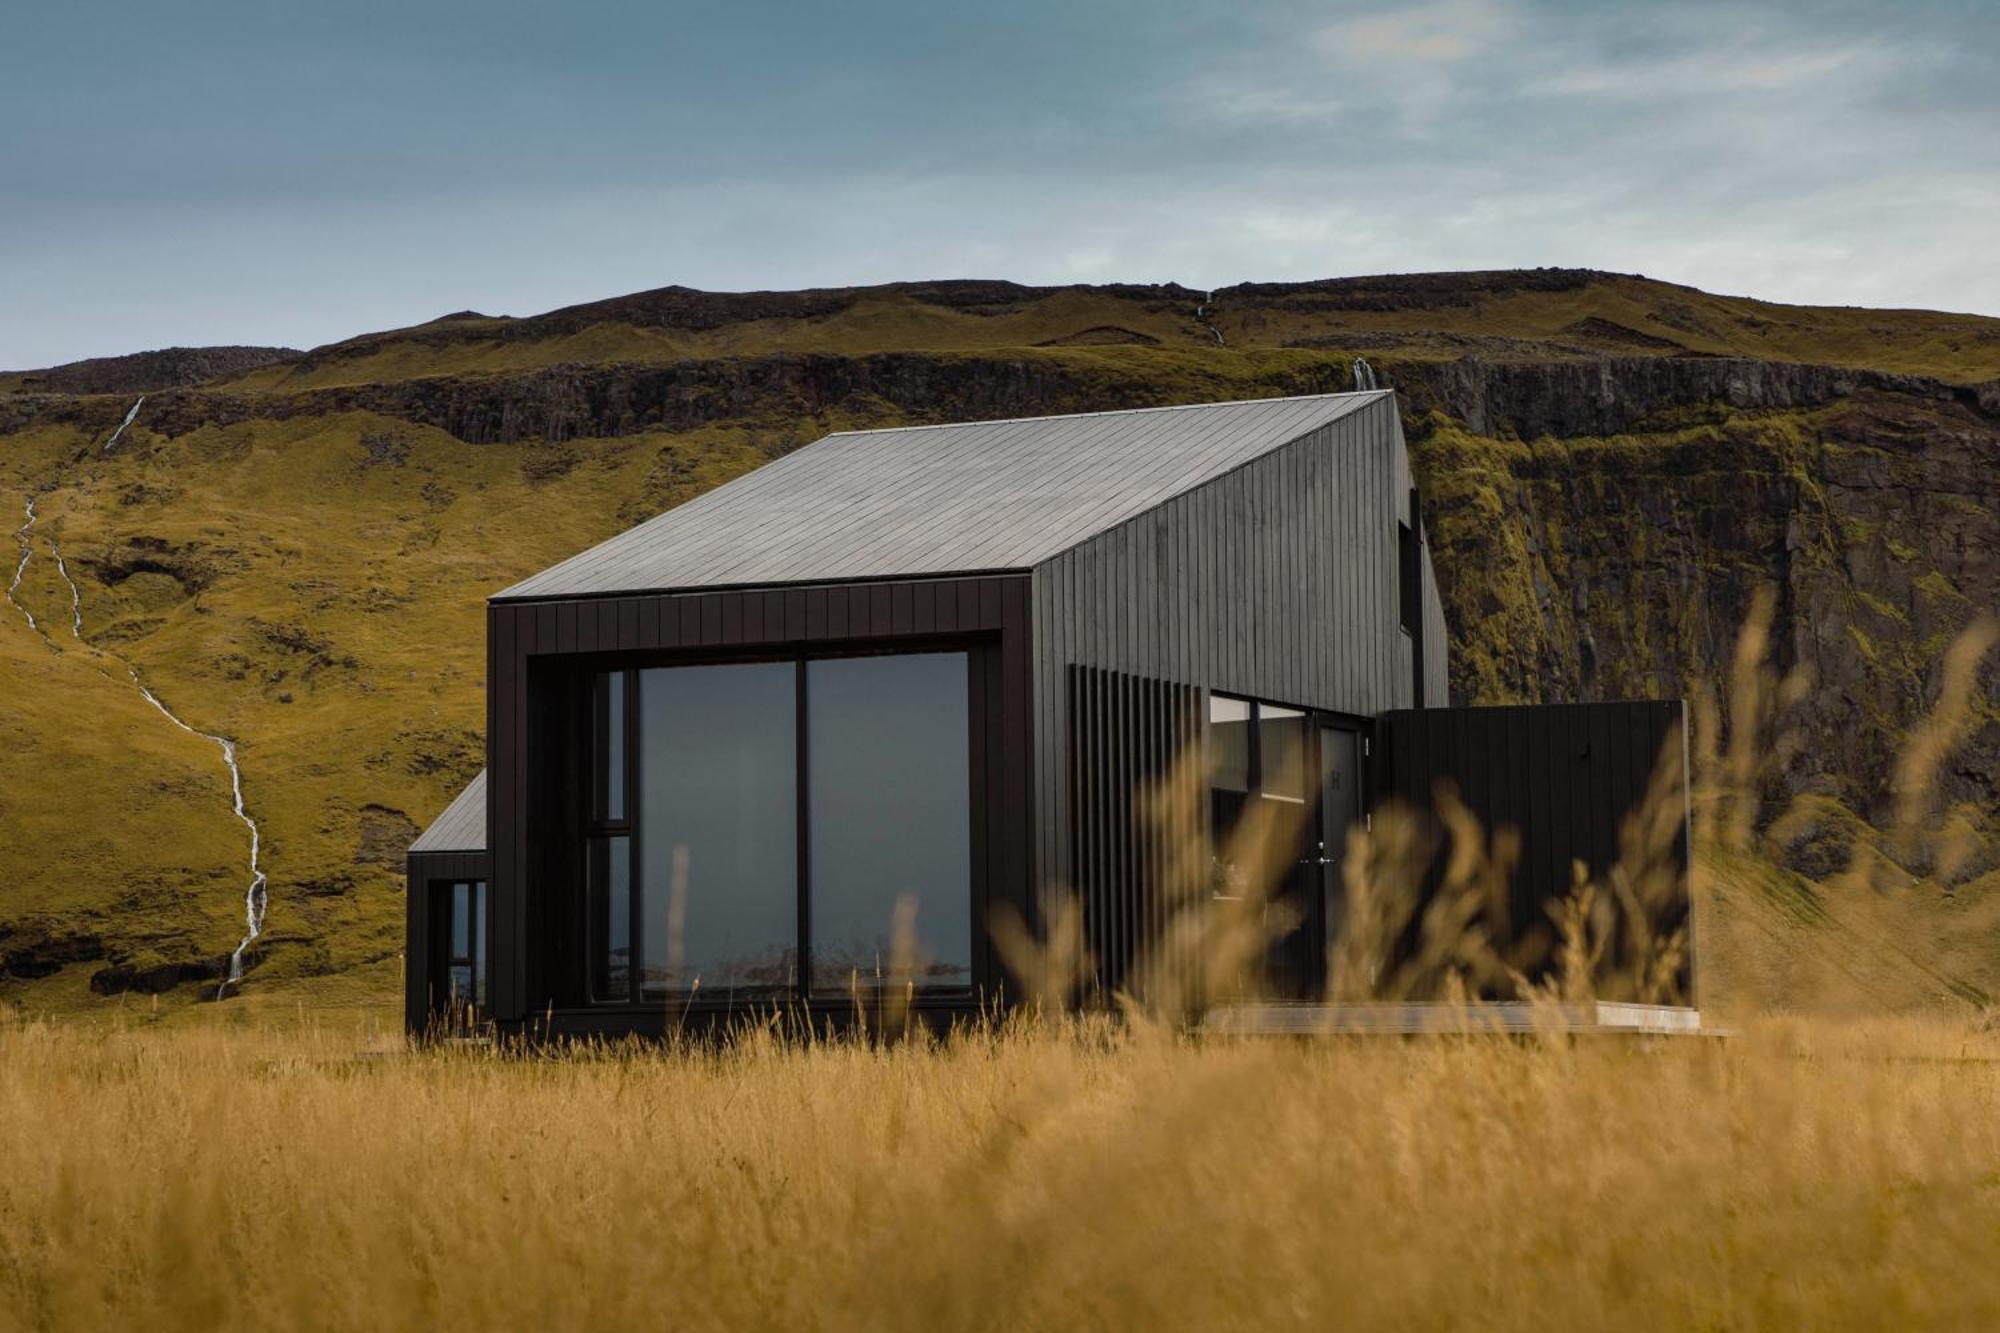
top-left (4, 1012), bottom-right (2000, 1331)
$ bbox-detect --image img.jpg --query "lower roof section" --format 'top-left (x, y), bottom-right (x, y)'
top-left (408, 769), bottom-right (486, 854)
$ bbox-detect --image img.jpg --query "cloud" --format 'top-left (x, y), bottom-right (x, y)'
top-left (1319, 0), bottom-right (1514, 65)
top-left (1526, 40), bottom-right (1893, 100)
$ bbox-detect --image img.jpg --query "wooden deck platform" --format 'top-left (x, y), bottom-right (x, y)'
top-left (1201, 1000), bottom-right (1707, 1037)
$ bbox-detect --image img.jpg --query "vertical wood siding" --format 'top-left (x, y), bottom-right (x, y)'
top-left (1029, 395), bottom-right (1437, 910)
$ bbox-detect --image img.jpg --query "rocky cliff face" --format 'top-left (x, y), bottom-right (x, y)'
top-left (1405, 365), bottom-right (1998, 882)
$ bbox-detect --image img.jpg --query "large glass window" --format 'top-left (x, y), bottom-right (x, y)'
top-left (638, 662), bottom-right (799, 995)
top-left (807, 652), bottom-right (972, 994)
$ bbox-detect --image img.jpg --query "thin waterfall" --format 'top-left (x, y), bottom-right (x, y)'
top-left (52, 545), bottom-right (82, 636)
top-left (1194, 290), bottom-right (1225, 347)
top-left (103, 397), bottom-right (144, 452)
top-left (7, 497), bottom-right (38, 631)
top-left (129, 670), bottom-right (268, 991)
top-left (15, 510), bottom-right (269, 994)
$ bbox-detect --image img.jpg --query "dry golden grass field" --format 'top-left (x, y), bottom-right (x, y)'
top-left (4, 1013), bottom-right (2000, 1332)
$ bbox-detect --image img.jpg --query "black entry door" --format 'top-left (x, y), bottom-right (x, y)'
top-left (1209, 698), bottom-right (1366, 1001)
top-left (1258, 708), bottom-right (1319, 999)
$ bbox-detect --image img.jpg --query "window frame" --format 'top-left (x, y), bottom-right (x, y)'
top-left (1208, 693), bottom-right (1312, 806)
top-left (437, 878), bottom-right (488, 1014)
top-left (585, 669), bottom-right (639, 1004)
top-left (580, 642), bottom-right (983, 1009)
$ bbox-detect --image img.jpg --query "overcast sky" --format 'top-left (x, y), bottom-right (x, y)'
top-left (4, 0), bottom-right (1996, 368)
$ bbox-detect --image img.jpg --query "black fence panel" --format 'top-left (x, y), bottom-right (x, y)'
top-left (1375, 701), bottom-right (1693, 1004)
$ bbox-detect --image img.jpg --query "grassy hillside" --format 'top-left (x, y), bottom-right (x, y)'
top-left (1, 411), bottom-right (778, 1013)
top-left (212, 271), bottom-right (2000, 394)
top-left (2, 269), bottom-right (1995, 1022)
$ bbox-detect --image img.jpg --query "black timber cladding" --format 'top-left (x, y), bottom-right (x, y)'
top-left (405, 771), bottom-right (491, 1033)
top-left (493, 393), bottom-right (1383, 598)
top-left (484, 575), bottom-right (1032, 1026)
top-left (1376, 701), bottom-right (1693, 1002)
top-left (1030, 393), bottom-right (1447, 911)
top-left (404, 850), bottom-right (490, 1034)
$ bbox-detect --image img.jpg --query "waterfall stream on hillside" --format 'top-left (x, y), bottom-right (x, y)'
top-left (1193, 290), bottom-right (1225, 347)
top-left (52, 545), bottom-right (82, 636)
top-left (129, 670), bottom-right (268, 990)
top-left (103, 397), bottom-right (144, 452)
top-left (14, 498), bottom-right (270, 995)
top-left (8, 497), bottom-right (38, 631)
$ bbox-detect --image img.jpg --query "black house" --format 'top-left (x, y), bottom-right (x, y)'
top-left (406, 391), bottom-right (1693, 1037)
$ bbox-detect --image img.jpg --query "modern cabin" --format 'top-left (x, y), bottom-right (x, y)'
top-left (406, 391), bottom-right (1694, 1037)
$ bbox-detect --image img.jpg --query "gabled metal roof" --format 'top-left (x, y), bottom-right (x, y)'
top-left (495, 391), bottom-right (1388, 600)
top-left (408, 770), bottom-right (486, 854)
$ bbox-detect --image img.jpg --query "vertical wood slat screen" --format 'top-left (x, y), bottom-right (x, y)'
top-left (1376, 701), bottom-right (1693, 1002)
top-left (1066, 665), bottom-right (1202, 1003)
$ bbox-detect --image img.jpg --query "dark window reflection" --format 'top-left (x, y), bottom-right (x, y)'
top-left (807, 652), bottom-right (971, 993)
top-left (1209, 695), bottom-right (1251, 795)
top-left (639, 662), bottom-right (797, 994)
top-left (595, 671), bottom-right (626, 823)
top-left (450, 882), bottom-right (470, 956)
top-left (1209, 695), bottom-right (1252, 893)
top-left (588, 836), bottom-right (631, 1002)
top-left (442, 880), bottom-right (486, 1012)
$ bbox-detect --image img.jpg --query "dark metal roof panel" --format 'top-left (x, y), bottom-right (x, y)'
top-left (494, 392), bottom-right (1387, 600)
top-left (409, 770), bottom-right (487, 853)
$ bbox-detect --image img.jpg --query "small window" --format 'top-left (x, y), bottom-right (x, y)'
top-left (1209, 695), bottom-right (1252, 794)
top-left (1258, 706), bottom-right (1307, 803)
top-left (1209, 696), bottom-right (1311, 877)
top-left (440, 880), bottom-right (487, 1014)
